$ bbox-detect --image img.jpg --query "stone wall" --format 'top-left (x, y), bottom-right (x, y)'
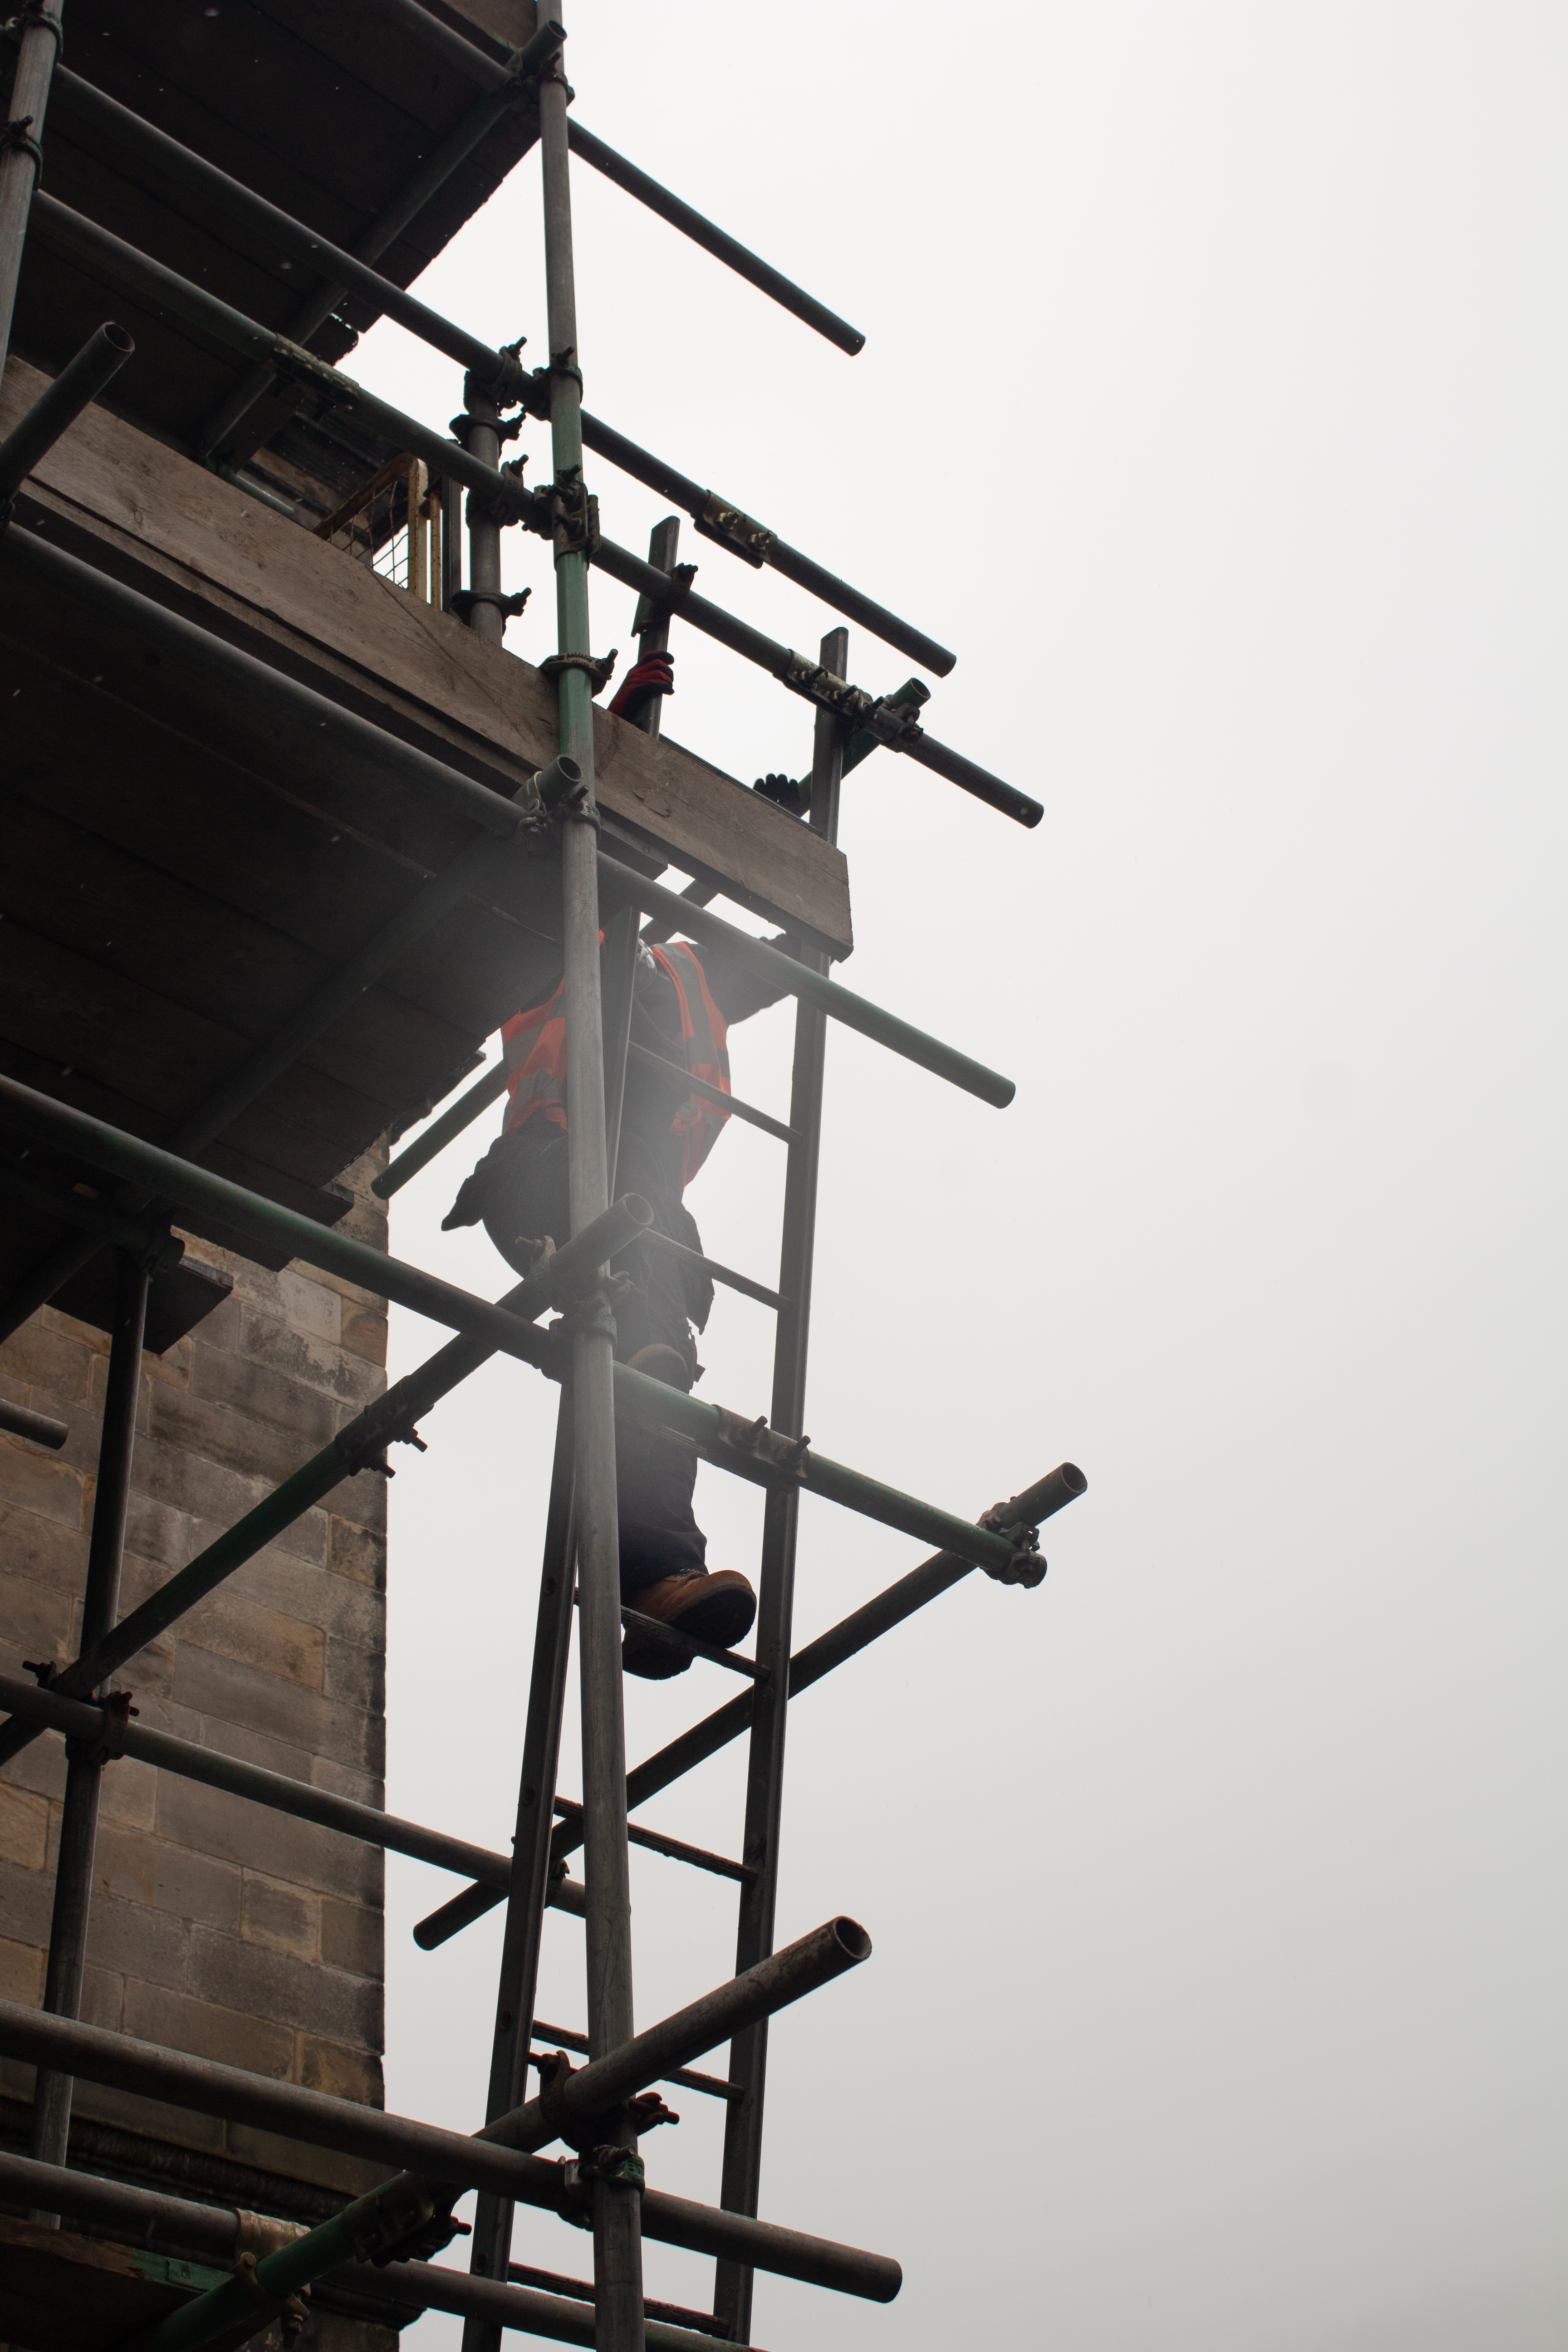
top-left (0, 1147), bottom-right (395, 2293)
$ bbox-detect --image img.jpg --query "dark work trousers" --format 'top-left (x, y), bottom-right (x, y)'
top-left (451, 1118), bottom-right (711, 1596)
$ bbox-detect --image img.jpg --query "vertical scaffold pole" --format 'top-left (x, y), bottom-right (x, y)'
top-left (0, 0), bottom-right (62, 374)
top-left (538, 21), bottom-right (645, 2349)
top-left (462, 380), bottom-right (506, 645)
top-left (714, 629), bottom-right (848, 2342)
top-left (602, 513), bottom-right (682, 1190)
top-left (28, 1249), bottom-right (149, 2216)
top-left (461, 1393), bottom-right (578, 2352)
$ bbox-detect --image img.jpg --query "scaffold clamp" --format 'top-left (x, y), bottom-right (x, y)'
top-left (0, 114), bottom-right (43, 180)
top-left (696, 491), bottom-right (777, 568)
top-left (712, 1407), bottom-right (811, 1481)
top-left (549, 466), bottom-right (599, 561)
top-left (66, 1686), bottom-right (137, 1768)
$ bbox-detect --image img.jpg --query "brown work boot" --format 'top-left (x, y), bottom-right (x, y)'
top-left (622, 1570), bottom-right (757, 1678)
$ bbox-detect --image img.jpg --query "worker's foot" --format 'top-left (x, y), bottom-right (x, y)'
top-left (622, 1569), bottom-right (757, 1678)
top-left (625, 1342), bottom-right (693, 1392)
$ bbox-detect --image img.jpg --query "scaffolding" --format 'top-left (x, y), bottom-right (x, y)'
top-left (0, 7), bottom-right (1085, 2348)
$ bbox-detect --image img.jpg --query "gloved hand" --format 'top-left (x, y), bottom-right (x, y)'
top-left (753, 772), bottom-right (808, 817)
top-left (608, 650), bottom-right (675, 723)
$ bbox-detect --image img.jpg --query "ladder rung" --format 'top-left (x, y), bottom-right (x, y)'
top-left (552, 1795), bottom-right (755, 1884)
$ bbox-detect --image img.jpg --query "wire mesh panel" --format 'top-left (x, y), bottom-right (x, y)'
top-left (315, 452), bottom-right (439, 599)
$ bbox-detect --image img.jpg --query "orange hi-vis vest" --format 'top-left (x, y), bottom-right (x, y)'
top-left (501, 943), bottom-right (731, 1191)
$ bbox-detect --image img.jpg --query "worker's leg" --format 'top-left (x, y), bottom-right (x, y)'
top-left (449, 1122), bottom-right (752, 1666)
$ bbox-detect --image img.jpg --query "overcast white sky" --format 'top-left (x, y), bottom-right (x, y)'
top-left (355, 6), bottom-right (1566, 2345)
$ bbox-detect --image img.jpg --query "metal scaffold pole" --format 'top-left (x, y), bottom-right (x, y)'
top-left (0, 0), bottom-right (61, 373)
top-left (27, 1247), bottom-right (149, 2213)
top-left (463, 1393), bottom-right (579, 2351)
top-left (715, 629), bottom-right (848, 2342)
top-left (538, 14), bottom-right (646, 2344)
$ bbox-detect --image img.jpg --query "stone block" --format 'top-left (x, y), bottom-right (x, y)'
top-left (156, 1773), bottom-right (379, 1903)
top-left (0, 1733), bottom-right (67, 1803)
top-left (0, 1436), bottom-right (86, 1531)
top-left (0, 1853), bottom-right (54, 1945)
top-left (131, 1431), bottom-right (267, 1539)
top-left (122, 1490), bottom-right (192, 1573)
top-left (183, 1285), bottom-right (243, 1356)
top-left (340, 1303), bottom-right (388, 1367)
top-left (84, 1889), bottom-right (191, 1993)
top-left (326, 1469), bottom-right (387, 1539)
top-left (240, 1308), bottom-right (381, 1407)
top-left (0, 1567), bottom-right (75, 1667)
top-left (326, 1518), bottom-right (385, 1590)
top-left (188, 1926), bottom-right (380, 2048)
top-left (93, 1821), bottom-right (243, 1934)
top-left (323, 1638), bottom-right (383, 1714)
top-left (0, 1931), bottom-right (43, 2004)
top-left (142, 1331), bottom-right (194, 1391)
top-left (97, 1755), bottom-right (159, 1833)
top-left (318, 1896), bottom-right (381, 1981)
top-left (22, 1382), bottom-right (104, 1477)
top-left (0, 1781), bottom-right (48, 1870)
top-left (231, 1551), bottom-right (383, 1648)
top-left (171, 1591), bottom-right (327, 1693)
top-left (242, 1872), bottom-right (319, 1960)
top-left (296, 2033), bottom-right (382, 2107)
top-left (187, 1343), bottom-right (343, 1448)
top-left (309, 1759), bottom-right (383, 1812)
top-left (149, 1387), bottom-right (314, 1489)
top-left (248, 1269), bottom-right (342, 1348)
top-left (174, 1645), bottom-right (382, 1776)
top-left (0, 1499), bottom-right (84, 1589)
top-left (188, 1712), bottom-right (313, 1784)
top-left (0, 1318), bottom-right (96, 1405)
top-left (117, 1690), bottom-right (203, 1745)
top-left (122, 1978), bottom-right (294, 2080)
top-left (80, 1963), bottom-right (122, 2030)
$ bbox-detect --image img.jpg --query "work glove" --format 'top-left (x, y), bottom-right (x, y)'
top-left (608, 649), bottom-right (675, 724)
top-left (753, 772), bottom-right (808, 817)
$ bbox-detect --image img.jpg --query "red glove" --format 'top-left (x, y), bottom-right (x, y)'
top-left (609, 650), bottom-right (675, 722)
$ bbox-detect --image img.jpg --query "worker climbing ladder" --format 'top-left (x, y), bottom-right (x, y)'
top-left (0, 7), bottom-right (1086, 2347)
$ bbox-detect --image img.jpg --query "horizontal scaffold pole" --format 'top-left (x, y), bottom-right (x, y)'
top-left (485, 1919), bottom-right (867, 2155)
top-left (0, 1195), bottom-right (649, 1769)
top-left (0, 1671), bottom-right (585, 1918)
top-left (564, 119), bottom-right (866, 358)
top-left (416, 1466), bottom-right (1087, 1950)
top-left (0, 2003), bottom-right (901, 2302)
top-left (600, 854), bottom-right (1015, 1106)
top-left (0, 1067), bottom-right (1033, 1569)
top-left (0, 2151), bottom-right (758, 2352)
top-left (0, 1160), bottom-right (184, 1267)
top-left (26, 118), bottom-right (934, 671)
top-left (0, 1087), bottom-right (1037, 1763)
top-left (613, 1463), bottom-right (1091, 1826)
top-left (20, 204), bottom-right (1029, 816)
top-left (0, 1396), bottom-right (67, 1450)
top-left (377, 0), bottom-right (866, 357)
top-left (2, 526), bottom-right (1004, 1085)
top-left (195, 17), bottom-right (565, 461)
